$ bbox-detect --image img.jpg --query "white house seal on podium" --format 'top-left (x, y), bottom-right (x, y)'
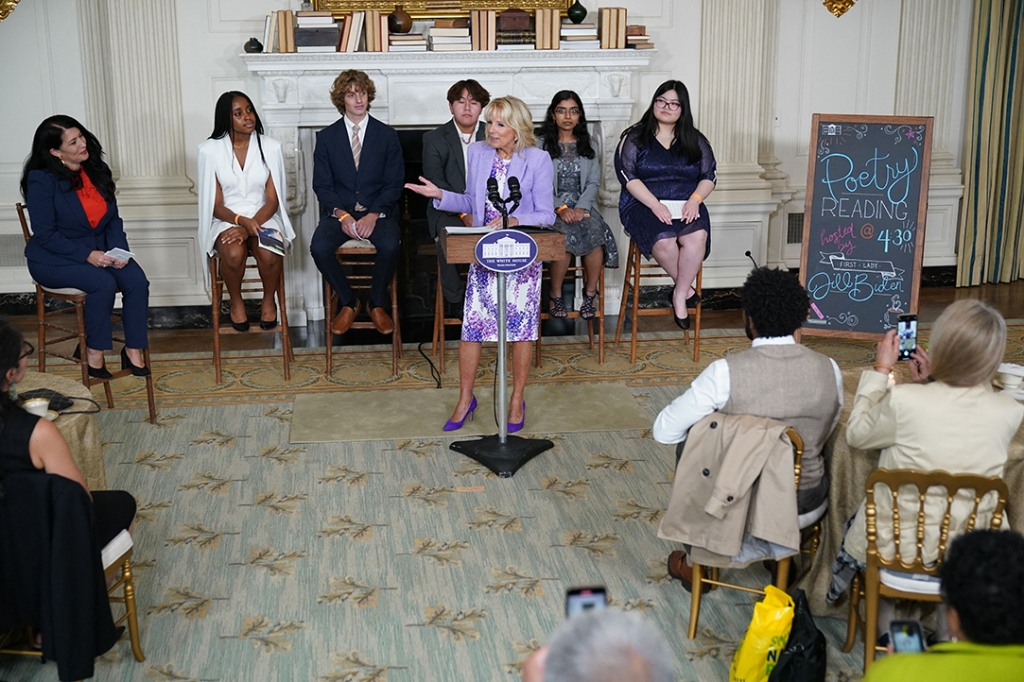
top-left (475, 230), bottom-right (538, 272)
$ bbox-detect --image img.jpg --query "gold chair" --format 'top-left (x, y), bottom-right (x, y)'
top-left (208, 249), bottom-right (293, 385)
top-left (615, 239), bottom-right (701, 364)
top-left (841, 468), bottom-right (1009, 672)
top-left (15, 203), bottom-right (156, 424)
top-left (687, 428), bottom-right (829, 638)
top-left (535, 257), bottom-right (604, 367)
top-left (325, 240), bottom-right (402, 377)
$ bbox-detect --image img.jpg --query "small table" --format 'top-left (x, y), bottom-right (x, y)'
top-left (797, 367), bottom-right (1024, 617)
top-left (17, 371), bottom-right (106, 490)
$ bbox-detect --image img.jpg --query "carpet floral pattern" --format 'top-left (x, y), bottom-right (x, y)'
top-left (0, 390), bottom-right (865, 681)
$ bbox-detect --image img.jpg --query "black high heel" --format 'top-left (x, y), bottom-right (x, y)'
top-left (672, 287), bottom-right (691, 330)
top-left (231, 318), bottom-right (250, 333)
top-left (74, 345), bottom-right (113, 380)
top-left (120, 346), bottom-right (151, 377)
top-left (686, 292), bottom-right (701, 308)
top-left (259, 319), bottom-right (278, 331)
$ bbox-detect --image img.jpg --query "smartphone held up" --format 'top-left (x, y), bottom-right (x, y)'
top-left (565, 586), bottom-right (607, 618)
top-left (897, 314), bottom-right (918, 361)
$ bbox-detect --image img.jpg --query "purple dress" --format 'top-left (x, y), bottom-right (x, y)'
top-left (615, 131), bottom-right (717, 259)
top-left (462, 154), bottom-right (542, 343)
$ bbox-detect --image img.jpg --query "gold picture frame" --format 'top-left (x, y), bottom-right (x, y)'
top-left (0, 0), bottom-right (23, 24)
top-left (314, 1), bottom-right (571, 19)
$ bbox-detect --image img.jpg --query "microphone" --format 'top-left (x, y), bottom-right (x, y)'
top-left (487, 177), bottom-right (502, 206)
top-left (744, 250), bottom-right (759, 269)
top-left (507, 176), bottom-right (521, 215)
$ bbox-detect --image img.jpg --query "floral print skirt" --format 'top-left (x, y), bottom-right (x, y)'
top-left (461, 261), bottom-right (541, 343)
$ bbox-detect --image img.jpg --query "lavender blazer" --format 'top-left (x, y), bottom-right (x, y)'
top-left (434, 142), bottom-right (556, 227)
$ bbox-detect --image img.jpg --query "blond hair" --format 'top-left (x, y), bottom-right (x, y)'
top-left (929, 299), bottom-right (1006, 387)
top-left (484, 96), bottom-right (535, 154)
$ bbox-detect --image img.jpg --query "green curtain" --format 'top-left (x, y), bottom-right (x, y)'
top-left (957, 0), bottom-right (1024, 286)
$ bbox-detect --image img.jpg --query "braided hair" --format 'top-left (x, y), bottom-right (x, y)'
top-left (0, 317), bottom-right (25, 501)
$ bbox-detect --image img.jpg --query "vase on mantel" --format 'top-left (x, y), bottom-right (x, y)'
top-left (388, 5), bottom-right (412, 34)
top-left (566, 0), bottom-right (588, 24)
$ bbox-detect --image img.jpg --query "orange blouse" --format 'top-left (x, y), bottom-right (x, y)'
top-left (75, 169), bottom-right (108, 229)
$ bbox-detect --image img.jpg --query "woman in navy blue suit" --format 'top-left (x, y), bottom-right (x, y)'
top-left (21, 116), bottom-right (150, 378)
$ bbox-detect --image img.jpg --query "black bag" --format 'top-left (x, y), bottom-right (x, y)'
top-left (767, 588), bottom-right (826, 682)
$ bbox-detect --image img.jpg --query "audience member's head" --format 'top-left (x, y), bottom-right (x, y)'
top-left (940, 529), bottom-right (1024, 645)
top-left (0, 317), bottom-right (27, 396)
top-left (927, 299), bottom-right (1006, 387)
top-left (329, 69), bottom-right (376, 115)
top-left (484, 96), bottom-right (536, 153)
top-left (522, 609), bottom-right (675, 682)
top-left (446, 79), bottom-right (490, 107)
top-left (740, 267), bottom-right (809, 340)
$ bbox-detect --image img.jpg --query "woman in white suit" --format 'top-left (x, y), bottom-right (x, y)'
top-left (198, 91), bottom-right (294, 331)
top-left (829, 299), bottom-right (1024, 608)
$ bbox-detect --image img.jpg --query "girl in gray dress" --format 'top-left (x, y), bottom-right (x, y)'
top-left (538, 91), bottom-right (618, 319)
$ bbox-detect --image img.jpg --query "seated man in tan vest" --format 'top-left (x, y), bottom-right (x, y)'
top-left (652, 266), bottom-right (843, 590)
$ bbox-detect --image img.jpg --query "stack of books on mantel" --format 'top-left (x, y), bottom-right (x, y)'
top-left (599, 7), bottom-right (628, 49)
top-left (497, 30), bottom-right (536, 51)
top-left (626, 24), bottom-right (654, 49)
top-left (470, 9), bottom-right (497, 50)
top-left (429, 21), bottom-right (472, 52)
top-left (560, 20), bottom-right (599, 50)
top-left (390, 32), bottom-right (428, 52)
top-left (294, 11), bottom-right (340, 53)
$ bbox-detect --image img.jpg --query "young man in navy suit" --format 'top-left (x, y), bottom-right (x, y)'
top-left (420, 79), bottom-right (490, 318)
top-left (311, 70), bottom-right (404, 335)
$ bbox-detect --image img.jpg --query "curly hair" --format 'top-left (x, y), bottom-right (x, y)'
top-left (740, 267), bottom-right (809, 338)
top-left (329, 70), bottom-right (376, 115)
top-left (940, 530), bottom-right (1024, 645)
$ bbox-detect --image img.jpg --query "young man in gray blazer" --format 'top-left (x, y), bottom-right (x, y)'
top-left (420, 80), bottom-right (490, 318)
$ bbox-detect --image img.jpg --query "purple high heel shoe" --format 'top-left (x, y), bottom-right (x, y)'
top-left (443, 396), bottom-right (478, 432)
top-left (507, 401), bottom-right (526, 434)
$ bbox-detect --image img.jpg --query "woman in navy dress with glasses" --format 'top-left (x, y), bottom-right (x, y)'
top-left (615, 80), bottom-right (716, 330)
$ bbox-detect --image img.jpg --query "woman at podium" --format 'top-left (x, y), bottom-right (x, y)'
top-left (406, 96), bottom-right (556, 433)
top-left (615, 79), bottom-right (717, 330)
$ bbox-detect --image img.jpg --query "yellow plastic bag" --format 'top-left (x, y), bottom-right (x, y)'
top-left (729, 585), bottom-right (795, 682)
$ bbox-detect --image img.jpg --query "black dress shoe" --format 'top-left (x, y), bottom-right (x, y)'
top-left (231, 318), bottom-right (250, 333)
top-left (259, 319), bottom-right (278, 330)
top-left (686, 292), bottom-right (701, 308)
top-left (674, 312), bottom-right (691, 330)
top-left (74, 345), bottom-right (113, 379)
top-left (120, 346), bottom-right (151, 377)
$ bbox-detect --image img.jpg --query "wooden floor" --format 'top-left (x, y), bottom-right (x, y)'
top-left (10, 280), bottom-right (1024, 355)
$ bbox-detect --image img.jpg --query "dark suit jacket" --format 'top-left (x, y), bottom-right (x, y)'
top-left (24, 169), bottom-right (130, 266)
top-left (0, 472), bottom-right (119, 682)
top-left (313, 115), bottom-right (404, 220)
top-left (422, 119), bottom-right (486, 237)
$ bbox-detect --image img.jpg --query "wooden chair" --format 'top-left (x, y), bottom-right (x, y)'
top-left (535, 257), bottom-right (605, 367)
top-left (687, 427), bottom-right (829, 638)
top-left (325, 240), bottom-right (402, 377)
top-left (615, 239), bottom-right (701, 364)
top-left (841, 468), bottom-right (1009, 672)
top-left (208, 249), bottom-right (293, 385)
top-left (431, 259), bottom-right (462, 376)
top-left (15, 203), bottom-right (156, 424)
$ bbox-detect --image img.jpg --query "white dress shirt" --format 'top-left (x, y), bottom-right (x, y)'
top-left (652, 336), bottom-right (844, 445)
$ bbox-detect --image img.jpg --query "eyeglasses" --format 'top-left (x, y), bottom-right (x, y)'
top-left (19, 341), bottom-right (34, 360)
top-left (554, 107), bottom-right (581, 116)
top-left (654, 98), bottom-right (682, 111)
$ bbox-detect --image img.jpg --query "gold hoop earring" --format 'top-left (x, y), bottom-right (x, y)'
top-left (59, 157), bottom-right (69, 169)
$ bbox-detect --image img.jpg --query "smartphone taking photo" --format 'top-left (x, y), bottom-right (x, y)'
top-left (565, 586), bottom-right (607, 618)
top-left (897, 314), bottom-right (918, 361)
top-left (890, 619), bottom-right (926, 653)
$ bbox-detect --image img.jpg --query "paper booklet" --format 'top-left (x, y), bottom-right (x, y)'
top-left (257, 227), bottom-right (286, 257)
top-left (445, 226), bottom-right (493, 235)
top-left (661, 200), bottom-right (685, 220)
top-left (104, 247), bottom-right (135, 261)
top-left (101, 529), bottom-right (133, 569)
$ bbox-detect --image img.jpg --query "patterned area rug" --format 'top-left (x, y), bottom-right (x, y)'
top-left (0, 392), bottom-right (865, 682)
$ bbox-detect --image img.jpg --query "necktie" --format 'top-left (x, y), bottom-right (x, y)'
top-left (351, 123), bottom-right (361, 170)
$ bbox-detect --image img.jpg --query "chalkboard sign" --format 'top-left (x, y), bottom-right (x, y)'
top-left (799, 114), bottom-right (933, 338)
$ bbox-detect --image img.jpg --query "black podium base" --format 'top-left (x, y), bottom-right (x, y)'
top-left (450, 435), bottom-right (554, 478)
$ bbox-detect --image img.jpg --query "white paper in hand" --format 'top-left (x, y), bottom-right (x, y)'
top-left (105, 248), bottom-right (135, 261)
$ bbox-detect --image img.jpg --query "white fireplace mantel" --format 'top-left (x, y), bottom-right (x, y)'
top-left (242, 50), bottom-right (653, 323)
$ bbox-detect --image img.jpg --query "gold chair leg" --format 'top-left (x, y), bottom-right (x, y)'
top-left (775, 557), bottom-right (791, 592)
top-left (687, 562), bottom-right (704, 639)
top-left (842, 573), bottom-right (861, 653)
top-left (120, 559), bottom-right (145, 662)
top-left (864, 567), bottom-right (879, 671)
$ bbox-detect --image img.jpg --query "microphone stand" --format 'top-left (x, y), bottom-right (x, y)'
top-left (450, 184), bottom-right (553, 477)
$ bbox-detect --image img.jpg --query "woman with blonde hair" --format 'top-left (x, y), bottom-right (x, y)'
top-left (829, 299), bottom-right (1024, 610)
top-left (406, 96), bottom-right (555, 432)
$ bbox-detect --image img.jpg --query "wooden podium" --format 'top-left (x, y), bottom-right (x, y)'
top-left (439, 227), bottom-right (565, 265)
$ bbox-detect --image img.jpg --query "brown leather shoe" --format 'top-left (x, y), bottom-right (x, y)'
top-left (667, 550), bottom-right (710, 594)
top-left (369, 305), bottom-right (394, 335)
top-left (330, 299), bottom-right (361, 335)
